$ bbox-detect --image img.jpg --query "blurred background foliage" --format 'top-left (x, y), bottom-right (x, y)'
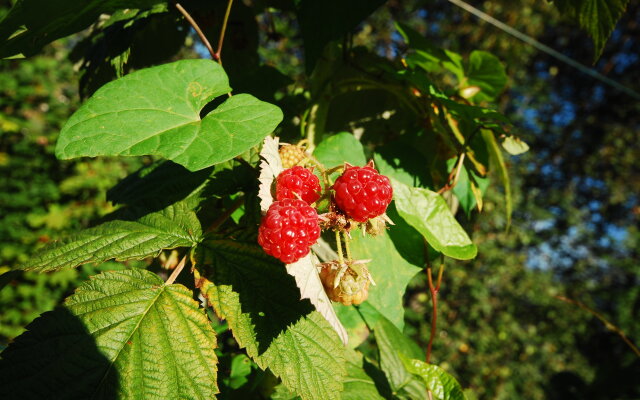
top-left (0, 0), bottom-right (638, 398)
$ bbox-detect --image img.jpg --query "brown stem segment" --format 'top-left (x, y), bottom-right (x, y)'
top-left (166, 255), bottom-right (188, 285)
top-left (215, 0), bottom-right (234, 64)
top-left (175, 3), bottom-right (215, 59)
top-left (426, 261), bottom-right (444, 363)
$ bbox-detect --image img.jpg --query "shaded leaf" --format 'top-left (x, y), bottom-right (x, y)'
top-left (313, 132), bottom-right (367, 177)
top-left (553, 0), bottom-right (630, 60)
top-left (342, 348), bottom-right (386, 400)
top-left (0, 0), bottom-right (165, 58)
top-left (447, 159), bottom-right (489, 216)
top-left (195, 236), bottom-right (347, 400)
top-left (349, 230), bottom-right (421, 330)
top-left (107, 160), bottom-right (214, 208)
top-left (0, 269), bottom-right (218, 399)
top-left (392, 180), bottom-right (477, 260)
top-left (56, 59), bottom-right (283, 171)
top-left (482, 129), bottom-right (512, 229)
top-left (358, 303), bottom-right (426, 399)
top-left (296, 0), bottom-right (386, 72)
top-left (401, 357), bottom-right (466, 400)
top-left (396, 22), bottom-right (463, 77)
top-left (464, 51), bottom-right (508, 102)
top-left (20, 201), bottom-right (202, 272)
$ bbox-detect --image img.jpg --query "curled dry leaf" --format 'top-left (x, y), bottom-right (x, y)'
top-left (286, 253), bottom-right (349, 345)
top-left (258, 136), bottom-right (283, 213)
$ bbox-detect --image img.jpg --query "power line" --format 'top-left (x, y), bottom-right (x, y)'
top-left (446, 0), bottom-right (640, 100)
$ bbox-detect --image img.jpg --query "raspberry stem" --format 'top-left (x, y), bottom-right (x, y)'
top-left (165, 255), bottom-right (188, 285)
top-left (343, 232), bottom-right (353, 262)
top-left (335, 230), bottom-right (345, 266)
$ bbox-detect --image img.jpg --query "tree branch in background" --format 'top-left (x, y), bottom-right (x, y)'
top-left (555, 295), bottom-right (640, 358)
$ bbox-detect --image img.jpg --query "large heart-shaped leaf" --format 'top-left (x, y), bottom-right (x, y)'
top-left (0, 269), bottom-right (218, 399)
top-left (56, 59), bottom-right (283, 171)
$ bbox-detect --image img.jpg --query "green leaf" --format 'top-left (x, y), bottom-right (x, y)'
top-left (342, 349), bottom-right (386, 400)
top-left (482, 130), bottom-right (512, 229)
top-left (0, 0), bottom-right (165, 58)
top-left (20, 201), bottom-right (202, 272)
top-left (400, 357), bottom-right (467, 400)
top-left (392, 180), bottom-right (477, 260)
top-left (373, 137), bottom-right (434, 189)
top-left (358, 303), bottom-right (426, 399)
top-left (395, 22), bottom-right (463, 77)
top-left (56, 59), bottom-right (283, 171)
top-left (313, 132), bottom-right (367, 169)
top-left (501, 135), bottom-right (530, 155)
top-left (447, 159), bottom-right (489, 216)
top-left (296, 0), bottom-right (386, 73)
top-left (464, 51), bottom-right (507, 102)
top-left (195, 236), bottom-right (347, 400)
top-left (0, 269), bottom-right (219, 399)
top-left (553, 0), bottom-right (630, 60)
top-left (349, 230), bottom-right (421, 330)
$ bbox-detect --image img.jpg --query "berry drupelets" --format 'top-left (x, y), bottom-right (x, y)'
top-left (276, 166), bottom-right (321, 204)
top-left (333, 164), bottom-right (393, 222)
top-left (258, 198), bottom-right (321, 264)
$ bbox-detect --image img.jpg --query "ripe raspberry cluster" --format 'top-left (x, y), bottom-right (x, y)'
top-left (258, 156), bottom-right (393, 272)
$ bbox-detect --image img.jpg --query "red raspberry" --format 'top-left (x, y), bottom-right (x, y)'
top-left (276, 166), bottom-right (321, 205)
top-left (333, 164), bottom-right (393, 222)
top-left (258, 198), bottom-right (321, 264)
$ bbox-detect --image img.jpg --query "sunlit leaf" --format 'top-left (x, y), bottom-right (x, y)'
top-left (392, 180), bottom-right (477, 260)
top-left (195, 236), bottom-right (347, 400)
top-left (501, 135), bottom-right (530, 155)
top-left (0, 269), bottom-right (218, 399)
top-left (19, 201), bottom-right (202, 272)
top-left (400, 356), bottom-right (466, 400)
top-left (56, 59), bottom-right (283, 171)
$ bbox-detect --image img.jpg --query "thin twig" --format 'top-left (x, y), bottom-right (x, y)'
top-left (215, 0), bottom-right (235, 64)
top-left (166, 255), bottom-right (188, 285)
top-left (175, 3), bottom-right (216, 59)
top-left (555, 295), bottom-right (640, 358)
